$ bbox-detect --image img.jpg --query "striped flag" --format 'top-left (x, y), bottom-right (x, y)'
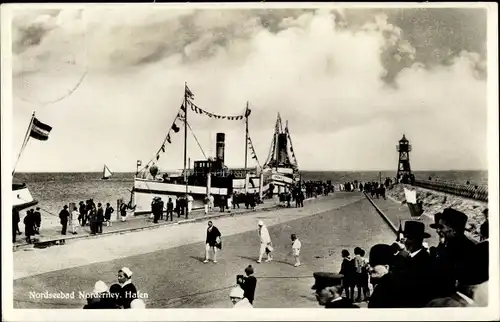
top-left (404, 187), bottom-right (423, 217)
top-left (185, 85), bottom-right (194, 99)
top-left (29, 117), bottom-right (52, 141)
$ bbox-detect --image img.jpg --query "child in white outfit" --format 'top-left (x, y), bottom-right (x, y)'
top-left (291, 234), bottom-right (301, 267)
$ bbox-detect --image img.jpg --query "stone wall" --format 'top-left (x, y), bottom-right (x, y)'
top-left (387, 184), bottom-right (487, 242)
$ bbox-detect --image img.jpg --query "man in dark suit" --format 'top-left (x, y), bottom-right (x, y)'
top-left (434, 208), bottom-right (478, 287)
top-left (390, 242), bottom-right (410, 273)
top-left (369, 221), bottom-right (449, 308)
top-left (311, 272), bottom-right (359, 308)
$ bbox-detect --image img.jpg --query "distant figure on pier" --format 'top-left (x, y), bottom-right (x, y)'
top-left (120, 202), bottom-right (128, 222)
top-left (166, 198), bottom-right (174, 220)
top-left (105, 203), bottom-right (114, 227)
top-left (89, 204), bottom-right (98, 235)
top-left (209, 194), bottom-right (214, 211)
top-left (24, 209), bottom-right (35, 243)
top-left (97, 203), bottom-right (104, 234)
top-left (34, 207), bottom-right (41, 234)
top-left (186, 194), bottom-right (193, 218)
top-left (59, 205), bottom-right (70, 235)
top-left (13, 209), bottom-right (20, 243)
top-left (79, 201), bottom-right (87, 226)
top-left (353, 247), bottom-right (370, 302)
top-left (71, 206), bottom-right (80, 234)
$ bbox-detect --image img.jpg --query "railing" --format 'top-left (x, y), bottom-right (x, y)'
top-left (412, 179), bottom-right (488, 202)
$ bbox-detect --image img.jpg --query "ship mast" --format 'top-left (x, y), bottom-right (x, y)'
top-left (184, 82), bottom-right (188, 194)
top-left (244, 101), bottom-right (249, 170)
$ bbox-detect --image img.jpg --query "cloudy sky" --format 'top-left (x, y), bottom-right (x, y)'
top-left (8, 4), bottom-right (490, 172)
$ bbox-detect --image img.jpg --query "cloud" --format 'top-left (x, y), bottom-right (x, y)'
top-left (10, 7), bottom-right (488, 172)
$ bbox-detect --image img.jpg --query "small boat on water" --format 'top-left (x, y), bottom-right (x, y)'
top-left (130, 83), bottom-right (263, 214)
top-left (102, 164), bottom-right (113, 180)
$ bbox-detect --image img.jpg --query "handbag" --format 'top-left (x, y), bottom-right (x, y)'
top-left (266, 244), bottom-right (274, 253)
top-left (216, 236), bottom-right (222, 250)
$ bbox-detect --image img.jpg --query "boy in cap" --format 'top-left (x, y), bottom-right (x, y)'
top-left (311, 272), bottom-right (359, 308)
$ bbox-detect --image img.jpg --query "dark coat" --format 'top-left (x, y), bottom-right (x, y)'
top-left (105, 206), bottom-right (114, 220)
top-left (83, 293), bottom-right (120, 309)
top-left (242, 275), bottom-right (257, 305)
top-left (339, 258), bottom-right (355, 286)
top-left (325, 298), bottom-right (359, 308)
top-left (97, 207), bottom-right (104, 221)
top-left (392, 250), bottom-right (411, 273)
top-left (437, 235), bottom-right (478, 286)
top-left (33, 211), bottom-right (41, 226)
top-left (369, 248), bottom-right (450, 308)
top-left (24, 213), bottom-right (35, 236)
top-left (59, 209), bottom-right (70, 223)
top-left (117, 283), bottom-right (138, 309)
top-left (206, 226), bottom-right (221, 247)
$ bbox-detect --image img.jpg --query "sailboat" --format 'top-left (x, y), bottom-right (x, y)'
top-left (261, 113), bottom-right (300, 196)
top-left (102, 164), bottom-right (113, 180)
top-left (130, 83), bottom-right (264, 215)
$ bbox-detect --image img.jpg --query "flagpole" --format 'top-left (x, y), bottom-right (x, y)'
top-left (12, 111), bottom-right (35, 176)
top-left (244, 101), bottom-right (249, 170)
top-left (184, 82), bottom-right (188, 194)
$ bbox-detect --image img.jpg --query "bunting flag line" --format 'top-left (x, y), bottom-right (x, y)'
top-left (189, 101), bottom-right (246, 121)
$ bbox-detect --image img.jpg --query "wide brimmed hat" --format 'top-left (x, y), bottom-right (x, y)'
top-left (229, 287), bottom-right (244, 298)
top-left (93, 280), bottom-right (108, 293)
top-left (311, 272), bottom-right (343, 290)
top-left (403, 221), bottom-right (431, 239)
top-left (440, 208), bottom-right (468, 232)
top-left (369, 244), bottom-right (393, 267)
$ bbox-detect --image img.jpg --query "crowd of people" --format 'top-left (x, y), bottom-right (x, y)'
top-left (311, 207), bottom-right (489, 309)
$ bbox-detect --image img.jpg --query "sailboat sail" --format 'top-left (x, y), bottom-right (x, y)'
top-left (102, 164), bottom-right (112, 179)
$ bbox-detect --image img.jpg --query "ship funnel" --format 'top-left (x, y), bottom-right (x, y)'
top-left (216, 133), bottom-right (225, 164)
top-left (277, 133), bottom-right (288, 165)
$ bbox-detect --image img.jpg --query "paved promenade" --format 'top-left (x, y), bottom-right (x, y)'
top-left (13, 192), bottom-right (397, 309)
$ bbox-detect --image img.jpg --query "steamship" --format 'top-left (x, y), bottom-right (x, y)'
top-left (130, 84), bottom-right (263, 214)
top-left (261, 113), bottom-right (300, 196)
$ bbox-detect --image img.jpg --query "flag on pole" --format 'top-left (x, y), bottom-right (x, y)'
top-left (185, 85), bottom-right (194, 99)
top-left (137, 160), bottom-right (142, 166)
top-left (29, 117), bottom-right (52, 141)
top-left (245, 107), bottom-right (252, 117)
top-left (404, 187), bottom-right (423, 217)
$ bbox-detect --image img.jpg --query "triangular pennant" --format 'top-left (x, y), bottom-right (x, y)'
top-left (161, 145), bottom-right (165, 152)
top-left (167, 134), bottom-right (171, 144)
top-left (156, 155), bottom-right (160, 160)
top-left (181, 104), bottom-right (186, 112)
top-left (172, 123), bottom-right (180, 133)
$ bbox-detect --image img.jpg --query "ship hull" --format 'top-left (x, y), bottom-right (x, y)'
top-left (133, 175), bottom-right (267, 214)
top-left (12, 183), bottom-right (38, 211)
